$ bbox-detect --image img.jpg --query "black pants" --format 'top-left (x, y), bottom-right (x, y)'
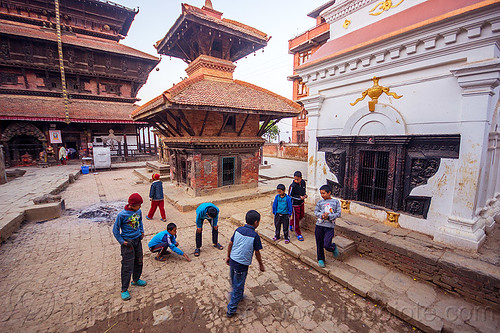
top-left (149, 242), bottom-right (170, 256)
top-left (274, 214), bottom-right (290, 240)
top-left (315, 225), bottom-right (336, 261)
top-left (196, 219), bottom-right (218, 249)
top-left (121, 237), bottom-right (143, 292)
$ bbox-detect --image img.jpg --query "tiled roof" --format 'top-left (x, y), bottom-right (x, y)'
top-left (0, 19), bottom-right (158, 61)
top-left (183, 5), bottom-right (268, 41)
top-left (132, 75), bottom-right (301, 118)
top-left (0, 95), bottom-right (139, 123)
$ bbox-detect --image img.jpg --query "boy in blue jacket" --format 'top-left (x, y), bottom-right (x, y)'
top-left (194, 203), bottom-right (223, 257)
top-left (272, 184), bottom-right (293, 243)
top-left (146, 173), bottom-right (166, 221)
top-left (149, 223), bottom-right (191, 262)
top-left (113, 193), bottom-right (146, 301)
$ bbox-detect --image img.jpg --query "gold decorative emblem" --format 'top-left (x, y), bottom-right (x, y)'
top-left (369, 0), bottom-right (404, 16)
top-left (385, 211), bottom-right (400, 228)
top-left (340, 199), bottom-right (351, 213)
top-left (350, 76), bottom-right (402, 112)
top-left (343, 19), bottom-right (351, 29)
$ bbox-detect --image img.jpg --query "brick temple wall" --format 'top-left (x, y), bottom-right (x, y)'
top-left (263, 143), bottom-right (308, 161)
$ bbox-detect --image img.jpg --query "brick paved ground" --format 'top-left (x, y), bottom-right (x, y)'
top-left (0, 169), bottom-right (417, 332)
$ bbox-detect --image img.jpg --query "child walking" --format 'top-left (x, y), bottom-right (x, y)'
top-left (149, 223), bottom-right (191, 262)
top-left (314, 185), bottom-right (341, 268)
top-left (289, 171), bottom-right (307, 241)
top-left (146, 173), bottom-right (166, 222)
top-left (272, 184), bottom-right (292, 243)
top-left (226, 210), bottom-right (265, 317)
top-left (113, 193), bottom-right (147, 300)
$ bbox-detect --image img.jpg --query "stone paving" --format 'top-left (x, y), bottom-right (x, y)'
top-left (0, 169), bottom-right (417, 332)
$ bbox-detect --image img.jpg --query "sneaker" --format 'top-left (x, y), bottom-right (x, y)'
top-left (333, 247), bottom-right (340, 258)
top-left (226, 312), bottom-right (235, 318)
top-left (160, 218), bottom-right (166, 222)
top-left (145, 216), bottom-right (152, 220)
top-left (272, 237), bottom-right (280, 241)
top-left (131, 279), bottom-right (147, 287)
top-left (297, 235), bottom-right (304, 241)
top-left (318, 260), bottom-right (326, 268)
top-left (121, 291), bottom-right (131, 301)
top-left (284, 239), bottom-right (290, 244)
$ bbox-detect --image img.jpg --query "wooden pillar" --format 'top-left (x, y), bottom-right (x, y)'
top-left (123, 134), bottom-right (128, 158)
top-left (147, 127), bottom-right (151, 154)
top-left (136, 126), bottom-right (141, 153)
top-left (142, 127), bottom-right (146, 153)
top-left (153, 133), bottom-right (157, 156)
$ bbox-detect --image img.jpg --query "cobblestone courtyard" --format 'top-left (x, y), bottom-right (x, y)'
top-left (0, 168), bottom-right (418, 332)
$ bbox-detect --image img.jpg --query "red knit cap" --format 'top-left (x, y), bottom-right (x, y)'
top-left (152, 173), bottom-right (160, 180)
top-left (128, 193), bottom-right (143, 206)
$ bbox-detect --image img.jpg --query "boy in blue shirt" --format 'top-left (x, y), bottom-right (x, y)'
top-left (194, 203), bottom-right (223, 257)
top-left (149, 223), bottom-right (191, 262)
top-left (226, 210), bottom-right (265, 318)
top-left (272, 184), bottom-right (293, 243)
top-left (113, 193), bottom-right (146, 301)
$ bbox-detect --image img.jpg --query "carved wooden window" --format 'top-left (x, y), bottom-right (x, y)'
top-left (297, 80), bottom-right (308, 97)
top-left (297, 131), bottom-right (305, 144)
top-left (298, 50), bottom-right (312, 66)
top-left (0, 73), bottom-right (19, 85)
top-left (103, 83), bottom-right (121, 96)
top-left (224, 114), bottom-right (236, 132)
top-left (222, 157), bottom-right (235, 186)
top-left (358, 150), bottom-right (390, 206)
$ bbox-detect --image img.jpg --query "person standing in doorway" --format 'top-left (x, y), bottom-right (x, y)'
top-left (58, 145), bottom-right (67, 165)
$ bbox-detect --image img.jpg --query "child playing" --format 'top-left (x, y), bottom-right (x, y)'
top-left (272, 184), bottom-right (292, 243)
top-left (194, 203), bottom-right (224, 257)
top-left (113, 193), bottom-right (147, 301)
top-left (289, 170), bottom-right (307, 241)
top-left (314, 185), bottom-right (341, 268)
top-left (226, 210), bottom-right (265, 318)
top-left (149, 223), bottom-right (191, 262)
top-left (146, 173), bottom-right (166, 222)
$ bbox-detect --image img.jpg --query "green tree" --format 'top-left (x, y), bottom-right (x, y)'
top-left (260, 122), bottom-right (280, 142)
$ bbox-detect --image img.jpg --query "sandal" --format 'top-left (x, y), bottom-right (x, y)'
top-left (284, 239), bottom-right (290, 244)
top-left (297, 235), bottom-right (304, 241)
top-left (214, 243), bottom-right (224, 250)
top-left (272, 237), bottom-right (279, 241)
top-left (194, 248), bottom-right (200, 257)
top-left (154, 255), bottom-right (167, 262)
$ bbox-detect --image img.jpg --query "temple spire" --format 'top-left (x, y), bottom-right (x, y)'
top-left (204, 0), bottom-right (213, 9)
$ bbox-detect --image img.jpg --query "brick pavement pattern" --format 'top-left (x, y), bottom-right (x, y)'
top-left (0, 169), bottom-right (416, 332)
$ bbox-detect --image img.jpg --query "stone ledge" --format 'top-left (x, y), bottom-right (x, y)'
top-left (0, 211), bottom-right (25, 243)
top-left (24, 201), bottom-right (64, 223)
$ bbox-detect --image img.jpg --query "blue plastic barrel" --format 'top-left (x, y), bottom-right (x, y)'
top-left (81, 165), bottom-right (89, 174)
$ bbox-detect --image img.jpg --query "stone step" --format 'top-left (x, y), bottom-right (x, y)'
top-left (24, 200), bottom-right (64, 223)
top-left (146, 161), bottom-right (170, 175)
top-left (333, 235), bottom-right (357, 261)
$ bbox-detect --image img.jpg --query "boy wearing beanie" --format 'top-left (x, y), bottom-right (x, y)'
top-left (146, 173), bottom-right (166, 222)
top-left (113, 193), bottom-right (147, 300)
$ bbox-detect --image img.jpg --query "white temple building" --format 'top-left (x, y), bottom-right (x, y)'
top-left (295, 0), bottom-right (500, 251)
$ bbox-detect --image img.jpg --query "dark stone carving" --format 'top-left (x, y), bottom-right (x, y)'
top-left (404, 196), bottom-right (431, 218)
top-left (67, 48), bottom-right (75, 65)
top-left (121, 59), bottom-right (128, 73)
top-left (46, 47), bottom-right (54, 64)
top-left (409, 158), bottom-right (440, 190)
top-left (325, 151), bottom-right (346, 186)
top-left (326, 179), bottom-right (342, 197)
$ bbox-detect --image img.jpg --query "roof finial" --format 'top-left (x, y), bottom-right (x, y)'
top-left (204, 0), bottom-right (213, 9)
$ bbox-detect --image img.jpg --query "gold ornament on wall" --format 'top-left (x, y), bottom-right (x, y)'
top-left (350, 76), bottom-right (403, 112)
top-left (385, 211), bottom-right (400, 228)
top-left (343, 19), bottom-right (351, 29)
top-left (340, 199), bottom-right (351, 213)
top-left (369, 0), bottom-right (404, 16)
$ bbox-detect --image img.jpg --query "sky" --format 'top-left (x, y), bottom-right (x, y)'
top-left (116, 0), bottom-right (328, 142)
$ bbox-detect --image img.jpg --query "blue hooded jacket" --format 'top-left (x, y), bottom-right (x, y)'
top-left (149, 180), bottom-right (164, 200)
top-left (272, 194), bottom-right (293, 215)
top-left (148, 230), bottom-right (183, 255)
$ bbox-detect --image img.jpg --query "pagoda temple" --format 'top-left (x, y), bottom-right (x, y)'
top-left (132, 1), bottom-right (301, 196)
top-left (0, 0), bottom-right (159, 166)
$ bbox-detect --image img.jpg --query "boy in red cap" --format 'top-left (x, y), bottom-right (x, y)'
top-left (146, 173), bottom-right (166, 222)
top-left (113, 193), bottom-right (146, 300)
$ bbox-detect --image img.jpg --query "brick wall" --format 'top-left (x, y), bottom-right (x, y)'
top-left (263, 143), bottom-right (308, 161)
top-left (240, 151), bottom-right (259, 184)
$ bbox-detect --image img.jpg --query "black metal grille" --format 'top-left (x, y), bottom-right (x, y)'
top-left (359, 150), bottom-right (389, 206)
top-left (222, 157), bottom-right (235, 186)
